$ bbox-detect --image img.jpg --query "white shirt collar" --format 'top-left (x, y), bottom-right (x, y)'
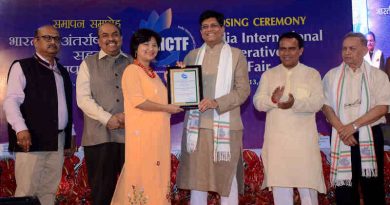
top-left (98, 50), bottom-right (127, 60)
top-left (35, 52), bottom-right (57, 69)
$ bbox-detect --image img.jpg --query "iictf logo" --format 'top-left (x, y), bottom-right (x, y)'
top-left (139, 8), bottom-right (196, 67)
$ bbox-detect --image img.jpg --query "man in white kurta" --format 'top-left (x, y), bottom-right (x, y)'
top-left (322, 32), bottom-right (390, 205)
top-left (253, 32), bottom-right (326, 205)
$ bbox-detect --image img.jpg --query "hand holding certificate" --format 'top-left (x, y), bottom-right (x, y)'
top-left (167, 65), bottom-right (203, 109)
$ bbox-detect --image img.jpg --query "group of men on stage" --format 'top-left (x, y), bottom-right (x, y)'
top-left (3, 9), bottom-right (390, 205)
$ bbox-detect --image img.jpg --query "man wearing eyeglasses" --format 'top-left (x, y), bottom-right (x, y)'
top-left (3, 25), bottom-right (73, 205)
top-left (322, 32), bottom-right (390, 205)
top-left (76, 22), bottom-right (131, 205)
top-left (177, 10), bottom-right (250, 205)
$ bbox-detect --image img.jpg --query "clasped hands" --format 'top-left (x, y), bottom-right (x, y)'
top-left (271, 86), bottom-right (294, 109)
top-left (337, 123), bottom-right (358, 146)
top-left (107, 112), bottom-right (125, 130)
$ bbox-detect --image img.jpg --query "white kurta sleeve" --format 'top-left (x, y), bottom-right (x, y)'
top-left (322, 70), bottom-right (334, 108)
top-left (76, 60), bottom-right (112, 126)
top-left (253, 71), bottom-right (277, 112)
top-left (292, 71), bottom-right (324, 113)
top-left (3, 62), bottom-right (28, 133)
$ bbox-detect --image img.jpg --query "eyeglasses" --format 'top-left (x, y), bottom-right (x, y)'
top-left (344, 98), bottom-right (361, 108)
top-left (36, 35), bottom-right (61, 43)
top-left (201, 23), bottom-right (221, 31)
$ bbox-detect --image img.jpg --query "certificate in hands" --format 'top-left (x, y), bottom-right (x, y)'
top-left (167, 65), bottom-right (203, 109)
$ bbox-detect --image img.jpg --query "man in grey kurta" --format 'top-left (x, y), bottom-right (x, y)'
top-left (76, 22), bottom-right (131, 205)
top-left (253, 32), bottom-right (326, 205)
top-left (177, 10), bottom-right (250, 205)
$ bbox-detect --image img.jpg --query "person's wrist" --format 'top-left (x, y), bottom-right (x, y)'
top-left (213, 99), bottom-right (219, 109)
top-left (352, 123), bottom-right (359, 130)
top-left (163, 105), bottom-right (169, 112)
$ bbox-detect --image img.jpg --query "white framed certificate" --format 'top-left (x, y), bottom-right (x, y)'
top-left (167, 65), bottom-right (203, 109)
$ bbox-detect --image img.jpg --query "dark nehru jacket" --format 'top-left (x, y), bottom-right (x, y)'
top-left (7, 55), bottom-right (73, 152)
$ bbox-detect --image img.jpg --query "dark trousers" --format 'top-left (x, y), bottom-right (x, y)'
top-left (84, 142), bottom-right (125, 205)
top-left (335, 124), bottom-right (385, 205)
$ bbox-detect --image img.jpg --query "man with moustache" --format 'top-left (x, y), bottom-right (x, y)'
top-left (253, 32), bottom-right (326, 205)
top-left (177, 10), bottom-right (250, 205)
top-left (322, 32), bottom-right (390, 205)
top-left (364, 31), bottom-right (385, 70)
top-left (3, 25), bottom-right (73, 205)
top-left (253, 32), bottom-right (325, 205)
top-left (76, 22), bottom-right (131, 205)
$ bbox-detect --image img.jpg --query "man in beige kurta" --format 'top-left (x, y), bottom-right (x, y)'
top-left (253, 32), bottom-right (326, 205)
top-left (176, 10), bottom-right (250, 205)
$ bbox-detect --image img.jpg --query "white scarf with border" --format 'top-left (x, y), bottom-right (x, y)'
top-left (185, 42), bottom-right (233, 161)
top-left (329, 62), bottom-right (377, 187)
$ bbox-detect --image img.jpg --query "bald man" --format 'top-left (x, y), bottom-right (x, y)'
top-left (76, 22), bottom-right (132, 205)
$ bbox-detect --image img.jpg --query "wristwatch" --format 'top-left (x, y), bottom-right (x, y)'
top-left (352, 123), bottom-right (359, 130)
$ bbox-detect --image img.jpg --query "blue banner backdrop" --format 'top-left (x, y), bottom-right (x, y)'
top-left (0, 0), bottom-right (353, 150)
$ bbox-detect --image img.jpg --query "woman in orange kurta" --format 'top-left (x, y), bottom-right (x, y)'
top-left (111, 29), bottom-right (183, 205)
